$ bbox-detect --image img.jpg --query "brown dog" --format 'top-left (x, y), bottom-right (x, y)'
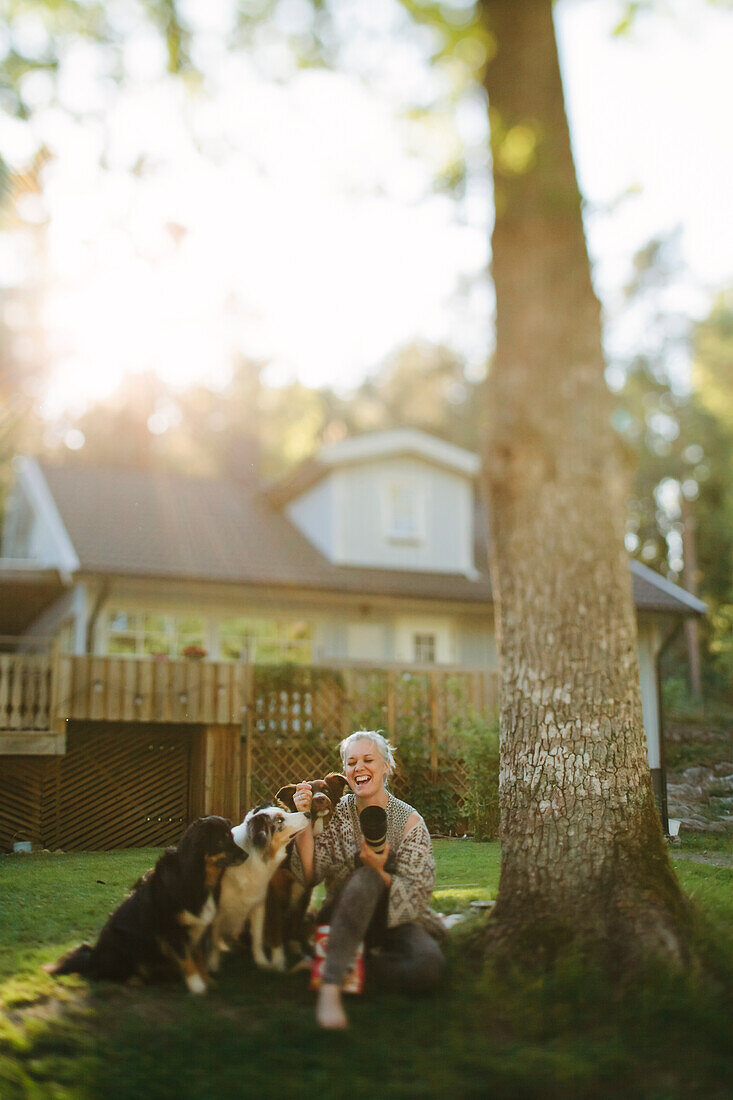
top-left (265, 773), bottom-right (348, 968)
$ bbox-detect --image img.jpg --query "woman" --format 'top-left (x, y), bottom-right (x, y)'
top-left (292, 730), bottom-right (445, 1029)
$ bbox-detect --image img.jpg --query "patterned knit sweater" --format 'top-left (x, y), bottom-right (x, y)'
top-left (291, 792), bottom-right (445, 938)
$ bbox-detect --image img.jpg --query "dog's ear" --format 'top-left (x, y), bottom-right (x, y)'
top-left (275, 784), bottom-right (298, 811)
top-left (324, 773), bottom-right (349, 802)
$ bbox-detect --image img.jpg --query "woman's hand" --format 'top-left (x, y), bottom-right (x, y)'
top-left (360, 839), bottom-right (391, 887)
top-left (293, 782), bottom-right (313, 814)
top-left (293, 783), bottom-right (315, 884)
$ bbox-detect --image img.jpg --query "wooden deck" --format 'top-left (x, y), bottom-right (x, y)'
top-left (0, 654), bottom-right (255, 751)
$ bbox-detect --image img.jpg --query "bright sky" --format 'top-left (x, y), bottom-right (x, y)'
top-left (1, 0), bottom-right (731, 420)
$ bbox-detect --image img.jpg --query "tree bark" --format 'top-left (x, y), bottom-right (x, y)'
top-left (479, 0), bottom-right (691, 967)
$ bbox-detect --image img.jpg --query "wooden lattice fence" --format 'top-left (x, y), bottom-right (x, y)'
top-left (244, 664), bottom-right (499, 831)
top-left (1, 657), bottom-right (499, 847)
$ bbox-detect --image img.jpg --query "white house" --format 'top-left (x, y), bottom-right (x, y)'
top-left (0, 429), bottom-right (705, 821)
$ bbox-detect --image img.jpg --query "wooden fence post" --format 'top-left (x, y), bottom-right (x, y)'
top-left (241, 662), bottom-right (255, 813)
top-left (386, 669), bottom-right (395, 737)
top-left (340, 668), bottom-right (352, 736)
top-left (48, 653), bottom-right (59, 729)
top-left (428, 672), bottom-right (439, 779)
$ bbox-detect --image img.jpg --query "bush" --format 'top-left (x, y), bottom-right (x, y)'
top-left (662, 674), bottom-right (693, 715)
top-left (390, 727), bottom-right (464, 835)
top-left (390, 713), bottom-right (501, 839)
top-left (460, 715), bottom-right (501, 840)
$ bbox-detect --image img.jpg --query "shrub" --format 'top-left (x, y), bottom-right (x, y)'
top-left (389, 713), bottom-right (501, 839)
top-left (662, 674), bottom-right (692, 715)
top-left (390, 727), bottom-right (464, 835)
top-left (460, 715), bottom-right (501, 840)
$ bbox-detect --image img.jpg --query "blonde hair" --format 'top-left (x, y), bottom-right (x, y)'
top-left (338, 730), bottom-right (397, 778)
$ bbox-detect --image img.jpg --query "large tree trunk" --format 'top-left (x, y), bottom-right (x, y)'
top-left (479, 0), bottom-right (691, 966)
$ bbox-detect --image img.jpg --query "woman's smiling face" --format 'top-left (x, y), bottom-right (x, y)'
top-left (344, 738), bottom-right (389, 801)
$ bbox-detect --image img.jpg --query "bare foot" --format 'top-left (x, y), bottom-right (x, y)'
top-left (316, 983), bottom-right (348, 1029)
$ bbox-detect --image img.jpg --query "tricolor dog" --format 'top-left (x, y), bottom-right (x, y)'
top-left (265, 773), bottom-right (348, 967)
top-left (44, 816), bottom-right (243, 994)
top-left (210, 805), bottom-right (310, 972)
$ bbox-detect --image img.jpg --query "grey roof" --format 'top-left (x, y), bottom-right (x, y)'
top-left (38, 461), bottom-right (703, 615)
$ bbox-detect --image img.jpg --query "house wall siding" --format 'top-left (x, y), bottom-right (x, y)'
top-left (287, 458), bottom-right (475, 574)
top-left (338, 458), bottom-right (474, 573)
top-left (458, 621), bottom-right (497, 667)
top-left (1, 483), bottom-right (50, 563)
top-left (7, 574), bottom-right (670, 780)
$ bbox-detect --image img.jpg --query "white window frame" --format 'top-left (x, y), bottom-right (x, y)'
top-left (413, 632), bottom-right (436, 663)
top-left (104, 608), bottom-right (208, 658)
top-left (395, 616), bottom-right (455, 665)
top-left (102, 606), bottom-right (314, 664)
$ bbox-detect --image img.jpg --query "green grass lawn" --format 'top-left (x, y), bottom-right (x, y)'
top-left (1, 840), bottom-right (731, 1100)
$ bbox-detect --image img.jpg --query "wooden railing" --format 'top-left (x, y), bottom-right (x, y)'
top-left (54, 655), bottom-right (251, 725)
top-left (0, 655), bottom-right (53, 731)
top-left (0, 654), bottom-right (498, 735)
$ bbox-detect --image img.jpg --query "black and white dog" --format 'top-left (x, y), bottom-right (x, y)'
top-left (211, 805), bottom-right (310, 972)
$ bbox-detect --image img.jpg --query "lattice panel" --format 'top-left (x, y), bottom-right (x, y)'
top-left (243, 666), bottom-right (500, 823)
top-left (40, 723), bottom-right (192, 851)
top-left (311, 678), bottom-right (345, 737)
top-left (0, 757), bottom-right (48, 850)
top-left (342, 668), bottom-right (389, 731)
top-left (252, 669), bottom-right (347, 741)
top-left (245, 735), bottom-right (471, 832)
top-left (248, 733), bottom-right (340, 808)
top-left (394, 671), bottom-right (432, 736)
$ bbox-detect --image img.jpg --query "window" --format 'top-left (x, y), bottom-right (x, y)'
top-left (385, 480), bottom-right (424, 543)
top-left (106, 610), bottom-right (206, 657)
top-left (413, 633), bottom-right (436, 663)
top-left (105, 609), bottom-right (313, 663)
top-left (218, 617), bottom-right (313, 663)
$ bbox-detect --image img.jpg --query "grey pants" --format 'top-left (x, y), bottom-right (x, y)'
top-left (321, 865), bottom-right (445, 993)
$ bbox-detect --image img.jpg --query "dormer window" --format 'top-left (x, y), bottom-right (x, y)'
top-left (384, 479), bottom-right (425, 544)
